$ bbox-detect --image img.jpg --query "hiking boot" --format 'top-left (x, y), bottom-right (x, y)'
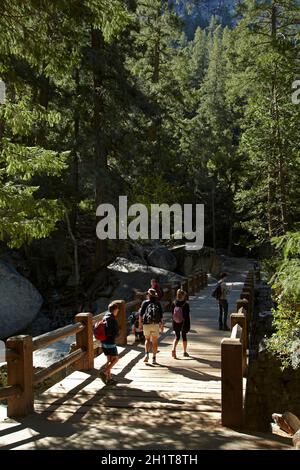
top-left (143, 355), bottom-right (149, 363)
top-left (152, 357), bottom-right (157, 365)
top-left (183, 352), bottom-right (189, 357)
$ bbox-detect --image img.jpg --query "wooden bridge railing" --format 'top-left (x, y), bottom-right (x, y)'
top-left (221, 270), bottom-right (255, 428)
top-left (0, 270), bottom-right (207, 419)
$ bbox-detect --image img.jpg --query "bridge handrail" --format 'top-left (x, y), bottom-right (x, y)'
top-left (0, 385), bottom-right (22, 401)
top-left (0, 269), bottom-right (207, 418)
top-left (32, 323), bottom-right (85, 351)
top-left (34, 348), bottom-right (85, 385)
top-left (221, 269), bottom-right (256, 429)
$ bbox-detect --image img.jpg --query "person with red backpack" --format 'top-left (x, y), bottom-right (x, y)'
top-left (171, 289), bottom-right (191, 359)
top-left (96, 301), bottom-right (120, 385)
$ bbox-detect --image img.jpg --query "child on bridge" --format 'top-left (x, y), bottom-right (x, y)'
top-left (99, 301), bottom-right (120, 385)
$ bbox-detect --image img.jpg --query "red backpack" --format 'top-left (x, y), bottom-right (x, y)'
top-left (93, 320), bottom-right (107, 341)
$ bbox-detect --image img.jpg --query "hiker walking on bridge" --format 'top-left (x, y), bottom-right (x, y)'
top-left (99, 301), bottom-right (120, 385)
top-left (217, 272), bottom-right (231, 331)
top-left (171, 289), bottom-right (190, 359)
top-left (150, 278), bottom-right (163, 302)
top-left (139, 288), bottom-right (163, 365)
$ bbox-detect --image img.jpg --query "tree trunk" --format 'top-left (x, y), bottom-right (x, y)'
top-left (65, 212), bottom-right (80, 307)
top-left (268, 3), bottom-right (287, 235)
top-left (212, 181), bottom-right (216, 250)
top-left (267, 4), bottom-right (278, 240)
top-left (267, 171), bottom-right (275, 239)
top-left (227, 215), bottom-right (233, 253)
top-left (70, 68), bottom-right (80, 232)
top-left (37, 73), bottom-right (50, 147)
top-left (273, 83), bottom-right (288, 234)
top-left (152, 35), bottom-right (160, 84)
top-left (91, 26), bottom-right (108, 271)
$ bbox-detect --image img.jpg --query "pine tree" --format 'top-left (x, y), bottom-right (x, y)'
top-left (0, 0), bottom-right (69, 248)
top-left (125, 0), bottom-right (188, 205)
top-left (183, 23), bottom-right (244, 249)
top-left (233, 0), bottom-right (300, 246)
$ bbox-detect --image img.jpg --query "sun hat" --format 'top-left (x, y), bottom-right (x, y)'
top-left (147, 288), bottom-right (158, 297)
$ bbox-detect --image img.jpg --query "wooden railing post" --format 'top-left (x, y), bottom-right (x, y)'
top-left (221, 332), bottom-right (243, 428)
top-left (114, 300), bottom-right (127, 346)
top-left (241, 290), bottom-right (253, 319)
top-left (236, 298), bottom-right (250, 334)
top-left (230, 313), bottom-right (247, 374)
top-left (236, 298), bottom-right (248, 314)
top-left (75, 313), bottom-right (94, 370)
top-left (254, 268), bottom-right (260, 283)
top-left (240, 290), bottom-right (251, 309)
top-left (6, 335), bottom-right (34, 418)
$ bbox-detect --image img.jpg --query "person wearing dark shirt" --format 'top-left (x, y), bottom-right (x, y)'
top-left (99, 301), bottom-right (120, 385)
top-left (218, 272), bottom-right (231, 331)
top-left (151, 278), bottom-right (163, 302)
top-left (171, 289), bottom-right (191, 359)
top-left (139, 288), bottom-right (163, 365)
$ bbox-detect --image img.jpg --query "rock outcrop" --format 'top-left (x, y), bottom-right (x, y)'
top-left (170, 245), bottom-right (220, 276)
top-left (0, 261), bottom-right (43, 339)
top-left (148, 246), bottom-right (177, 272)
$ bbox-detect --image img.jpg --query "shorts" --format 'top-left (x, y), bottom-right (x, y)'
top-left (102, 344), bottom-right (118, 357)
top-left (143, 323), bottom-right (160, 338)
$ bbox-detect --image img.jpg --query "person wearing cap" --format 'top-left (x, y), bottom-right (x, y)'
top-left (139, 288), bottom-right (163, 364)
top-left (99, 301), bottom-right (120, 385)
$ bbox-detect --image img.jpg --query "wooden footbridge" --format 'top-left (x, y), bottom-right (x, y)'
top-left (0, 266), bottom-right (291, 449)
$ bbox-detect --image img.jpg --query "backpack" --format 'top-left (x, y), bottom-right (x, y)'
top-left (173, 305), bottom-right (184, 323)
top-left (93, 319), bottom-right (107, 341)
top-left (128, 312), bottom-right (139, 329)
top-left (212, 283), bottom-right (222, 300)
top-left (142, 302), bottom-right (161, 324)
